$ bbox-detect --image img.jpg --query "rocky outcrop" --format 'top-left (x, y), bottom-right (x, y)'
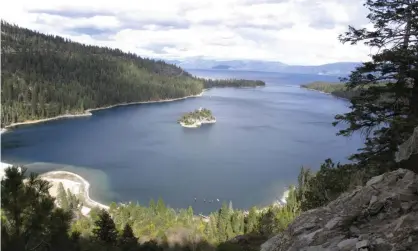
top-left (395, 126), bottom-right (418, 163)
top-left (260, 168), bottom-right (418, 251)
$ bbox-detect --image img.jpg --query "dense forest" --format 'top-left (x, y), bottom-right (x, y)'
top-left (300, 81), bottom-right (360, 100)
top-left (200, 79), bottom-right (265, 88)
top-left (0, 21), bottom-right (264, 128)
top-left (1, 166), bottom-right (300, 251)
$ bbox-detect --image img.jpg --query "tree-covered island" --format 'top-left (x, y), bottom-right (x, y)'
top-left (178, 108), bottom-right (216, 128)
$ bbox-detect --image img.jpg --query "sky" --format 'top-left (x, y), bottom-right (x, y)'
top-left (1, 0), bottom-right (374, 65)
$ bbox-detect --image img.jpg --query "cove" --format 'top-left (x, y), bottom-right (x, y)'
top-left (1, 70), bottom-right (363, 214)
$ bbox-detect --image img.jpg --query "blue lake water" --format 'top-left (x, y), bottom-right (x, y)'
top-left (1, 70), bottom-right (362, 214)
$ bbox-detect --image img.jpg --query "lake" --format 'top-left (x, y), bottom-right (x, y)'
top-left (1, 69), bottom-right (362, 214)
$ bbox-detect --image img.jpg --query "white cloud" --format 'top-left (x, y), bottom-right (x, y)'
top-left (1, 0), bottom-right (372, 65)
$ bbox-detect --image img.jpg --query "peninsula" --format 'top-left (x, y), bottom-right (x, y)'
top-left (178, 108), bottom-right (216, 128)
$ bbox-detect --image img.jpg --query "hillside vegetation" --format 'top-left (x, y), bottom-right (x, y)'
top-left (301, 81), bottom-right (360, 100)
top-left (202, 79), bottom-right (265, 88)
top-left (1, 0), bottom-right (417, 249)
top-left (1, 166), bottom-right (300, 251)
top-left (0, 21), bottom-right (264, 128)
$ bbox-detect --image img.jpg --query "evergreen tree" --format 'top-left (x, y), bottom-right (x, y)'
top-left (216, 202), bottom-right (232, 242)
top-left (139, 240), bottom-right (163, 251)
top-left (230, 211), bottom-right (243, 235)
top-left (187, 206), bottom-right (194, 224)
top-left (334, 0), bottom-right (418, 171)
top-left (57, 182), bottom-right (69, 210)
top-left (109, 202), bottom-right (118, 214)
top-left (1, 21), bottom-right (264, 128)
top-left (245, 207), bottom-right (258, 234)
top-left (156, 197), bottom-right (166, 215)
top-left (149, 199), bottom-right (156, 212)
top-left (1, 166), bottom-right (73, 251)
top-left (93, 209), bottom-right (118, 245)
top-left (118, 224), bottom-right (138, 251)
top-left (66, 190), bottom-right (80, 211)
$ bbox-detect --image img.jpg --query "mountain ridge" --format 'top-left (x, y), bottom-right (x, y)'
top-left (165, 58), bottom-right (361, 76)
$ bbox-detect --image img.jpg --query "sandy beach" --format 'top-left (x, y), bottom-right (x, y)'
top-left (1, 91), bottom-right (204, 133)
top-left (0, 162), bottom-right (108, 213)
top-left (40, 170), bottom-right (109, 210)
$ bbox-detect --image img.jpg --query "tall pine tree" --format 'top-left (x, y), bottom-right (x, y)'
top-left (57, 182), bottom-right (69, 210)
top-left (334, 0), bottom-right (418, 172)
top-left (93, 210), bottom-right (118, 246)
top-left (1, 166), bottom-right (73, 251)
top-left (118, 224), bottom-right (138, 251)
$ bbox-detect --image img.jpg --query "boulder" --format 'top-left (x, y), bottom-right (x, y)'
top-left (261, 168), bottom-right (418, 251)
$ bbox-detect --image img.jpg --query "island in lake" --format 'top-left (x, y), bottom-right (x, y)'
top-left (178, 108), bottom-right (216, 128)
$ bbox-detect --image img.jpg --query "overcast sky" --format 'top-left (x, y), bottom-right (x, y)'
top-left (1, 0), bottom-right (373, 65)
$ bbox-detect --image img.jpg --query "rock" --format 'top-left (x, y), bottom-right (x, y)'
top-left (337, 238), bottom-right (357, 251)
top-left (260, 169), bottom-right (418, 251)
top-left (395, 126), bottom-right (418, 162)
top-left (369, 195), bottom-right (378, 205)
top-left (324, 217), bottom-right (342, 230)
top-left (356, 240), bottom-right (369, 249)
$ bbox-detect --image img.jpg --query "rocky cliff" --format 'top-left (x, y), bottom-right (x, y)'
top-left (261, 126), bottom-right (418, 251)
top-left (260, 168), bottom-right (418, 251)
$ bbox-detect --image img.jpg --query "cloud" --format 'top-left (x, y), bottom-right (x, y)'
top-left (0, 0), bottom-right (372, 65)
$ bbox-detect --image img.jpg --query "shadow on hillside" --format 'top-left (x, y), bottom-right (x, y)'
top-left (72, 232), bottom-right (268, 251)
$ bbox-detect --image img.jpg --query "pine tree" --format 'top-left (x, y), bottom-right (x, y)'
top-left (93, 209), bottom-right (118, 245)
top-left (187, 206), bottom-right (194, 224)
top-left (66, 189), bottom-right (80, 211)
top-left (1, 166), bottom-right (73, 251)
top-left (149, 199), bottom-right (156, 213)
top-left (216, 202), bottom-right (231, 242)
top-left (118, 224), bottom-right (138, 251)
top-left (156, 197), bottom-right (166, 215)
top-left (230, 211), bottom-right (243, 235)
top-left (57, 182), bottom-right (69, 210)
top-left (245, 207), bottom-right (258, 234)
top-left (334, 0), bottom-right (418, 172)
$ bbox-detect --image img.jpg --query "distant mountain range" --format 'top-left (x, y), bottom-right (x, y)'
top-left (165, 58), bottom-right (361, 76)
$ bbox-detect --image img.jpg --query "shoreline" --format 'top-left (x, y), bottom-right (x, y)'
top-left (300, 86), bottom-right (349, 101)
top-left (1, 91), bottom-right (204, 134)
top-left (180, 119), bottom-right (216, 128)
top-left (1, 161), bottom-right (291, 217)
top-left (0, 162), bottom-right (108, 210)
top-left (40, 170), bottom-right (109, 210)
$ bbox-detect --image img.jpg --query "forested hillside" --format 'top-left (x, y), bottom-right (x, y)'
top-left (201, 79), bottom-right (265, 88)
top-left (1, 22), bottom-right (265, 128)
top-left (301, 81), bottom-right (360, 100)
top-left (0, 21), bottom-right (204, 127)
top-left (1, 166), bottom-right (299, 251)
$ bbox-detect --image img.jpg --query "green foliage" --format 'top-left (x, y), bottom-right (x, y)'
top-left (0, 21), bottom-right (203, 127)
top-left (0, 22), bottom-right (265, 128)
top-left (244, 207), bottom-right (258, 234)
top-left (201, 79), bottom-right (265, 88)
top-left (178, 108), bottom-right (215, 125)
top-left (301, 82), bottom-right (360, 100)
top-left (119, 224), bottom-right (138, 251)
top-left (57, 182), bottom-right (69, 210)
top-left (333, 0), bottom-right (418, 171)
top-left (93, 210), bottom-right (118, 245)
top-left (1, 166), bottom-right (74, 251)
top-left (295, 159), bottom-right (371, 212)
